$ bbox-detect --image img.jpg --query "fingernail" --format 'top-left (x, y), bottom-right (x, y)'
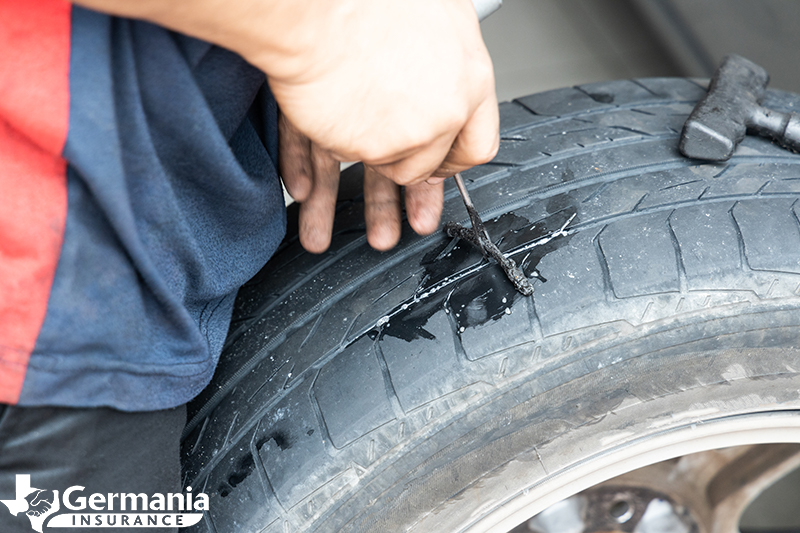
top-left (426, 177), bottom-right (446, 185)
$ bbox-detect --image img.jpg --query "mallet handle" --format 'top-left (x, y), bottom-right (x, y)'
top-left (749, 108), bottom-right (800, 153)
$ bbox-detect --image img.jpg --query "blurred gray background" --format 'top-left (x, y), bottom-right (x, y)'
top-left (480, 0), bottom-right (800, 102)
top-left (479, 1), bottom-right (800, 529)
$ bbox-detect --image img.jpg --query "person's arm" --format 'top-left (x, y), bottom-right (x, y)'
top-left (71, 0), bottom-right (500, 252)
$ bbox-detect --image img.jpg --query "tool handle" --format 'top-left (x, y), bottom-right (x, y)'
top-left (472, 0), bottom-right (502, 21)
top-left (749, 108), bottom-right (800, 153)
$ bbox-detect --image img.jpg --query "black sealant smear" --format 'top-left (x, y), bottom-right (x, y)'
top-left (448, 265), bottom-right (519, 331)
top-left (376, 208), bottom-right (577, 342)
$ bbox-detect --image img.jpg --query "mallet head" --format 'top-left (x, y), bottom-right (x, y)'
top-left (680, 54), bottom-right (769, 161)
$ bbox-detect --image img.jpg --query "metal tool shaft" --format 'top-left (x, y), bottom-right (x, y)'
top-left (453, 173), bottom-right (491, 243)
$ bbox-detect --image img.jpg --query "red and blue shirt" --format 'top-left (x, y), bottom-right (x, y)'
top-left (0, 0), bottom-right (285, 410)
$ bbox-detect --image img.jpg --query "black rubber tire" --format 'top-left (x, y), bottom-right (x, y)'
top-left (182, 78), bottom-right (800, 533)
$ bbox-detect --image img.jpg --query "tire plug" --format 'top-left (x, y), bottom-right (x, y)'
top-left (444, 173), bottom-right (534, 296)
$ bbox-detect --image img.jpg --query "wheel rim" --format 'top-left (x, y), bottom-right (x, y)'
top-left (459, 411), bottom-right (800, 533)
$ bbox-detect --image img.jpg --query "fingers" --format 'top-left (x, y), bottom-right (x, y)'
top-left (368, 131), bottom-right (456, 187)
top-left (363, 165), bottom-right (444, 251)
top-left (367, 92), bottom-right (500, 186)
top-left (404, 179), bottom-right (443, 236)
top-left (280, 116), bottom-right (442, 254)
top-left (364, 165), bottom-right (402, 251)
top-left (297, 143), bottom-right (340, 253)
top-left (279, 112), bottom-right (313, 202)
top-left (280, 112), bottom-right (341, 253)
top-left (288, 153), bottom-right (444, 254)
top-left (433, 91), bottom-right (500, 178)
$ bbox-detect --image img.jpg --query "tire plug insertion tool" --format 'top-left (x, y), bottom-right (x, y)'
top-left (444, 173), bottom-right (535, 296)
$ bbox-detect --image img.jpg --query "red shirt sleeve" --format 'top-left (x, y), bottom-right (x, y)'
top-left (0, 0), bottom-right (71, 403)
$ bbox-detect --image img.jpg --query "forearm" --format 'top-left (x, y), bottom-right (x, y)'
top-left (69, 0), bottom-right (338, 82)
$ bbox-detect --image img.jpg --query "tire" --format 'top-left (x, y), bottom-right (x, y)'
top-left (182, 78), bottom-right (800, 533)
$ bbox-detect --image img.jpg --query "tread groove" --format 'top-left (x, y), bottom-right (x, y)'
top-left (222, 412), bottom-right (239, 451)
top-left (506, 95), bottom-right (700, 136)
top-left (610, 125), bottom-right (653, 137)
top-left (756, 180), bottom-right (772, 195)
top-left (729, 202), bottom-right (751, 271)
top-left (308, 370), bottom-right (338, 451)
top-left (224, 238), bottom-right (366, 351)
top-left (247, 361), bottom-right (288, 402)
top-left (281, 363), bottom-right (296, 390)
top-left (300, 315), bottom-right (324, 349)
top-left (593, 226), bottom-right (616, 300)
top-left (374, 341), bottom-right (407, 419)
top-left (713, 165), bottom-right (735, 179)
top-left (249, 422), bottom-right (287, 514)
top-left (445, 295), bottom-right (472, 363)
top-left (667, 210), bottom-right (688, 293)
top-left (632, 193), bottom-right (649, 211)
top-left (630, 79), bottom-right (661, 97)
top-left (583, 182), bottom-right (610, 203)
top-left (661, 179), bottom-right (703, 191)
top-left (527, 296), bottom-right (545, 342)
top-left (191, 417), bottom-right (210, 455)
top-left (790, 200), bottom-right (800, 236)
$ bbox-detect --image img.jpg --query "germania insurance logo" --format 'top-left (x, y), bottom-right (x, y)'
top-left (1, 475), bottom-right (207, 531)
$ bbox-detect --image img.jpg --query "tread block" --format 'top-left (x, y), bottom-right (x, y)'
top-left (298, 305), bottom-right (358, 358)
top-left (585, 105), bottom-right (693, 134)
top-left (205, 431), bottom-right (282, 533)
top-left (350, 269), bottom-right (425, 335)
top-left (763, 89), bottom-right (800, 113)
top-left (313, 337), bottom-right (396, 448)
top-left (755, 163), bottom-right (800, 194)
top-left (705, 163), bottom-right (790, 198)
top-left (493, 119), bottom-right (642, 165)
top-left (515, 87), bottom-right (610, 116)
top-left (579, 173), bottom-right (657, 222)
top-left (257, 388), bottom-right (336, 509)
top-left (499, 101), bottom-right (547, 132)
top-left (669, 203), bottom-right (741, 282)
top-left (534, 230), bottom-right (614, 336)
top-left (599, 212), bottom-right (680, 298)
top-left (198, 317), bottom-right (328, 462)
top-left (452, 269), bottom-right (540, 360)
top-left (576, 80), bottom-right (661, 106)
top-left (633, 77), bottom-right (707, 101)
top-left (734, 199), bottom-right (800, 273)
top-left (637, 168), bottom-right (714, 210)
top-left (379, 310), bottom-right (467, 413)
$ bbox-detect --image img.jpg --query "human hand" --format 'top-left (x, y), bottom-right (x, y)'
top-left (270, 0), bottom-right (497, 252)
top-left (280, 114), bottom-right (444, 252)
top-left (71, 0), bottom-right (499, 252)
top-left (266, 0), bottom-right (499, 173)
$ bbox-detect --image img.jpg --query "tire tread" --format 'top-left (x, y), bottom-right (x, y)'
top-left (182, 79), bottom-right (800, 533)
